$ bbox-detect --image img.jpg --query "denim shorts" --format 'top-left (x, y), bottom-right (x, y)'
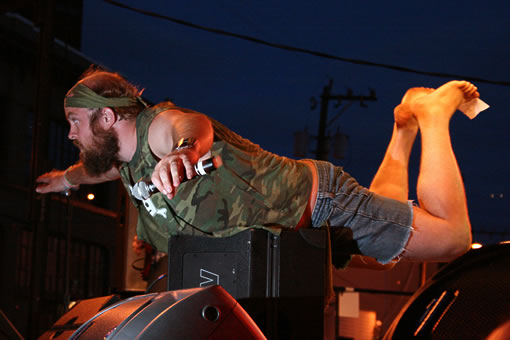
top-left (309, 160), bottom-right (413, 264)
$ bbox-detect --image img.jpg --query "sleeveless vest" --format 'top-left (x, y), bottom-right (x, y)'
top-left (118, 103), bottom-right (312, 252)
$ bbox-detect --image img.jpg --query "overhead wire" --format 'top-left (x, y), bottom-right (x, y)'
top-left (104, 0), bottom-right (510, 87)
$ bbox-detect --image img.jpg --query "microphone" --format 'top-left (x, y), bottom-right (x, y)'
top-left (132, 156), bottom-right (222, 201)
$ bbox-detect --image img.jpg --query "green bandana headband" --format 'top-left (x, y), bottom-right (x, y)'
top-left (65, 83), bottom-right (146, 108)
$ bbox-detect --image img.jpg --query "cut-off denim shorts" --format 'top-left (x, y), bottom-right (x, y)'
top-left (309, 160), bottom-right (413, 264)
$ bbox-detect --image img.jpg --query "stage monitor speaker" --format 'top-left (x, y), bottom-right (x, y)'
top-left (68, 285), bottom-right (265, 339)
top-left (39, 295), bottom-right (120, 340)
top-left (167, 228), bottom-right (327, 339)
top-left (384, 242), bottom-right (510, 339)
top-left (0, 310), bottom-right (23, 340)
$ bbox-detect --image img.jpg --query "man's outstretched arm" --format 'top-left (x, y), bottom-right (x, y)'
top-left (35, 162), bottom-right (120, 194)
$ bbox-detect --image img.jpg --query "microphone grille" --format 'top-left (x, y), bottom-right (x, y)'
top-left (133, 181), bottom-right (151, 200)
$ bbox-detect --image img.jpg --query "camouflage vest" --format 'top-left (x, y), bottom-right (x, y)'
top-left (118, 103), bottom-right (313, 252)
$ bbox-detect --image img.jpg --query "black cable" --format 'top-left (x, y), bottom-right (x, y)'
top-left (104, 0), bottom-right (510, 87)
top-left (168, 205), bottom-right (214, 236)
top-left (131, 257), bottom-right (145, 271)
top-left (145, 273), bottom-right (167, 293)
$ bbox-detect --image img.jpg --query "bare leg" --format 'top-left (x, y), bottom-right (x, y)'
top-left (404, 80), bottom-right (479, 262)
top-left (369, 87), bottom-right (432, 202)
top-left (359, 88), bottom-right (431, 270)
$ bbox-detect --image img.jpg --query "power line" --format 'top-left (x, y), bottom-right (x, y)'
top-left (104, 0), bottom-right (510, 87)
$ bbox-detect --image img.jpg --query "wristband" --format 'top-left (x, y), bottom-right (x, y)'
top-left (63, 167), bottom-right (78, 189)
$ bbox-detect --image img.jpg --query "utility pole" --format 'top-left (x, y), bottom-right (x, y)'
top-left (313, 79), bottom-right (377, 160)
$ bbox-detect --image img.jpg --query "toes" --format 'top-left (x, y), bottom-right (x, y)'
top-left (457, 81), bottom-right (480, 101)
top-left (458, 81), bottom-right (468, 89)
top-left (466, 88), bottom-right (477, 99)
top-left (463, 84), bottom-right (479, 100)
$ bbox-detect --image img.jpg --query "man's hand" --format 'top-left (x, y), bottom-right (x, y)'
top-left (151, 148), bottom-right (199, 199)
top-left (35, 170), bottom-right (73, 194)
top-left (132, 235), bottom-right (145, 256)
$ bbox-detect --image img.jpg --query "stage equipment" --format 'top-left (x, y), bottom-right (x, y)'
top-left (39, 295), bottom-right (120, 339)
top-left (68, 285), bottom-right (264, 339)
top-left (384, 243), bottom-right (510, 339)
top-left (0, 310), bottom-right (23, 340)
top-left (167, 228), bottom-right (327, 339)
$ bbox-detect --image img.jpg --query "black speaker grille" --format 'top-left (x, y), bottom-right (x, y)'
top-left (432, 261), bottom-right (510, 339)
top-left (388, 244), bottom-right (510, 339)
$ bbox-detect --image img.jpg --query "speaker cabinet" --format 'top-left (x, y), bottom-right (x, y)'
top-left (384, 243), bottom-right (510, 339)
top-left (68, 286), bottom-right (264, 339)
top-left (38, 295), bottom-right (120, 340)
top-left (167, 229), bottom-right (327, 339)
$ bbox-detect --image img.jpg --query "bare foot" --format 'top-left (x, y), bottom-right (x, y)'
top-left (410, 81), bottom-right (480, 124)
top-left (393, 87), bottom-right (433, 131)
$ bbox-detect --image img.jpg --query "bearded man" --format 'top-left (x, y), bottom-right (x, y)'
top-left (36, 67), bottom-right (479, 269)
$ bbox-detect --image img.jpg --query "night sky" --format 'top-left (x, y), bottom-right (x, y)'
top-left (81, 0), bottom-right (510, 243)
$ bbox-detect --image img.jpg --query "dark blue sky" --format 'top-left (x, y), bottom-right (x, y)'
top-left (81, 0), bottom-right (510, 243)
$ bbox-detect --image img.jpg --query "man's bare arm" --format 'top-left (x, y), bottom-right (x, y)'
top-left (35, 162), bottom-right (120, 194)
top-left (148, 109), bottom-right (214, 199)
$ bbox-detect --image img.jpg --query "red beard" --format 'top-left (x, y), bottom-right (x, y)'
top-left (77, 126), bottom-right (120, 177)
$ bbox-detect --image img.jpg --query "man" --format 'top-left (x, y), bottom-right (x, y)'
top-left (36, 67), bottom-right (478, 268)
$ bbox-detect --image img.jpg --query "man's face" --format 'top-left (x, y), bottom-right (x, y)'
top-left (65, 107), bottom-right (120, 176)
top-left (66, 107), bottom-right (94, 150)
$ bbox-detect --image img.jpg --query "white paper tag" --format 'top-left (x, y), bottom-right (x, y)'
top-left (338, 288), bottom-right (360, 318)
top-left (458, 98), bottom-right (490, 119)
